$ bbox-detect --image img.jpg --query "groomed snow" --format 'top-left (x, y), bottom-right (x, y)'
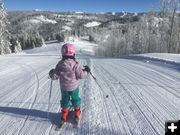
top-left (138, 53), bottom-right (180, 63)
top-left (0, 39), bottom-right (179, 135)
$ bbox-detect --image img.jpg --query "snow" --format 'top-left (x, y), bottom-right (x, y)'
top-left (133, 12), bottom-right (138, 16)
top-left (69, 38), bottom-right (97, 55)
top-left (152, 17), bottom-right (161, 27)
top-left (34, 9), bottom-right (42, 11)
top-left (112, 12), bottom-right (116, 15)
top-left (62, 26), bottom-right (72, 31)
top-left (66, 21), bottom-right (74, 26)
top-left (137, 53), bottom-right (180, 64)
top-left (52, 14), bottom-right (98, 20)
top-left (0, 40), bottom-right (180, 134)
top-left (84, 21), bottom-right (101, 27)
top-left (121, 11), bottom-right (127, 18)
top-left (25, 15), bottom-right (57, 24)
top-left (28, 19), bottom-right (42, 24)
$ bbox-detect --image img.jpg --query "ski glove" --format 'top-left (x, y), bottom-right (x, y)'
top-left (83, 66), bottom-right (91, 73)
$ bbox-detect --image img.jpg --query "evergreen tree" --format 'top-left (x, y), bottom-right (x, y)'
top-left (0, 0), bottom-right (11, 54)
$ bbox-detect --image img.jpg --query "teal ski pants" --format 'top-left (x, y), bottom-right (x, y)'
top-left (60, 87), bottom-right (81, 108)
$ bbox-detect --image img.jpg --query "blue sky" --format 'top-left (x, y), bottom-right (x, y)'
top-left (4, 0), bottom-right (159, 13)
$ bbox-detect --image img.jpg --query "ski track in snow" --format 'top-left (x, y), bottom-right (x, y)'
top-left (0, 41), bottom-right (180, 135)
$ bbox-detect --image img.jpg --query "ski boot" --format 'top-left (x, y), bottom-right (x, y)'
top-left (73, 106), bottom-right (81, 128)
top-left (59, 108), bottom-right (69, 128)
top-left (74, 106), bottom-right (81, 119)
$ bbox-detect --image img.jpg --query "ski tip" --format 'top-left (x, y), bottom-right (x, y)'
top-left (73, 117), bottom-right (79, 128)
top-left (58, 120), bottom-right (65, 128)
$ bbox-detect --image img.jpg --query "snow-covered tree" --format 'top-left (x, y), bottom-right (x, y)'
top-left (0, 0), bottom-right (11, 54)
top-left (159, 0), bottom-right (179, 53)
top-left (10, 37), bottom-right (22, 53)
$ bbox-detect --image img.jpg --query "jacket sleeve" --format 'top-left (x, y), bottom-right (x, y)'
top-left (49, 63), bottom-right (60, 80)
top-left (54, 63), bottom-right (61, 78)
top-left (74, 63), bottom-right (88, 79)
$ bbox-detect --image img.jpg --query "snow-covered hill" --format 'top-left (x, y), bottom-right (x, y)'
top-left (24, 15), bottom-right (57, 24)
top-left (84, 21), bottom-right (101, 27)
top-left (0, 39), bottom-right (179, 135)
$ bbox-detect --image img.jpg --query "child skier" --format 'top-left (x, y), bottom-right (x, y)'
top-left (49, 43), bottom-right (90, 124)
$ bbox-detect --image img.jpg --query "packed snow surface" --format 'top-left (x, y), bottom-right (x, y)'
top-left (0, 39), bottom-right (179, 135)
top-left (138, 53), bottom-right (180, 63)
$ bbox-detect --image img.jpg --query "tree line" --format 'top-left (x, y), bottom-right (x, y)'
top-left (92, 0), bottom-right (180, 56)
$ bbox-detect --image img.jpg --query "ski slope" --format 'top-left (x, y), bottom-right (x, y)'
top-left (0, 39), bottom-right (180, 135)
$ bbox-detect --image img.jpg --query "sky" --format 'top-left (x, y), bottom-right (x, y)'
top-left (4, 0), bottom-right (159, 13)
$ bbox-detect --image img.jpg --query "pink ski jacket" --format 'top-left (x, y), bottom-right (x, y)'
top-left (52, 59), bottom-right (88, 91)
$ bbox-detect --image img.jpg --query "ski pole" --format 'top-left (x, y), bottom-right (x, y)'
top-left (89, 71), bottom-right (97, 81)
top-left (47, 79), bottom-right (53, 118)
top-left (89, 71), bottom-right (109, 98)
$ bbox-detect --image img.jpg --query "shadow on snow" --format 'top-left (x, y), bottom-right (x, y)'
top-left (0, 106), bottom-right (127, 135)
top-left (0, 106), bottom-right (62, 126)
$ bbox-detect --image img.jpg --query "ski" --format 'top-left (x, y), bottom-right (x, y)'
top-left (73, 117), bottom-right (79, 128)
top-left (59, 119), bottom-right (66, 128)
top-left (54, 119), bottom-right (65, 130)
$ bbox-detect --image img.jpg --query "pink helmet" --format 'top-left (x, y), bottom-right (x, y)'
top-left (61, 43), bottom-right (75, 56)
